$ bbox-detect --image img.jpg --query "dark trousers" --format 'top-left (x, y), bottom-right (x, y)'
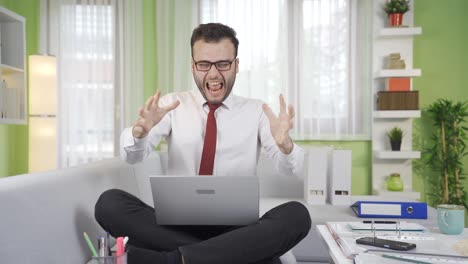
top-left (95, 189), bottom-right (311, 264)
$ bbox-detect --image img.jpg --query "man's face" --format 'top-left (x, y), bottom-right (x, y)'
top-left (192, 38), bottom-right (239, 104)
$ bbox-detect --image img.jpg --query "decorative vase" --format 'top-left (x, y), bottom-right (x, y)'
top-left (390, 140), bottom-right (401, 151)
top-left (387, 173), bottom-right (403, 191)
top-left (389, 13), bottom-right (403, 27)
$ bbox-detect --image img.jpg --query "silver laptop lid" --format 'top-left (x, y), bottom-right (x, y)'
top-left (149, 176), bottom-right (259, 225)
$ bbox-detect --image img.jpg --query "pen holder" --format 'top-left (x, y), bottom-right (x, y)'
top-left (90, 253), bottom-right (127, 264)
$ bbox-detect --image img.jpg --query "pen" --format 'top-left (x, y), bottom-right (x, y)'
top-left (116, 237), bottom-right (125, 264)
top-left (98, 236), bottom-right (106, 257)
top-left (116, 237), bottom-right (125, 257)
top-left (83, 232), bottom-right (98, 257)
top-left (363, 220), bottom-right (397, 224)
top-left (106, 232), bottom-right (111, 256)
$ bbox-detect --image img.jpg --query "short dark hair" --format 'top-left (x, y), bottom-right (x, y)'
top-left (190, 23), bottom-right (239, 57)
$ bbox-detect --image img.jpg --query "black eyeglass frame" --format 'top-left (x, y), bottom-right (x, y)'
top-left (192, 57), bottom-right (237, 72)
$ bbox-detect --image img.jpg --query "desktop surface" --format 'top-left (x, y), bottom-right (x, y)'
top-left (317, 223), bottom-right (468, 264)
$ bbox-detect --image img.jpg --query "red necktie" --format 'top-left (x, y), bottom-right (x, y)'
top-left (199, 103), bottom-right (221, 175)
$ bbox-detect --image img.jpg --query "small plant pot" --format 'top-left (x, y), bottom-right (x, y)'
top-left (390, 140), bottom-right (401, 151)
top-left (387, 173), bottom-right (403, 191)
top-left (389, 13), bottom-right (403, 27)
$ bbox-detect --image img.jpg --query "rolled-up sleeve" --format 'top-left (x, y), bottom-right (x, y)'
top-left (120, 102), bottom-right (173, 164)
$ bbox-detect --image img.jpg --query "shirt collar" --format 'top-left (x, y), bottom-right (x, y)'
top-left (192, 89), bottom-right (234, 110)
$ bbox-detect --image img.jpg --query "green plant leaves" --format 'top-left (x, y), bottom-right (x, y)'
top-left (423, 99), bottom-right (468, 209)
top-left (384, 0), bottom-right (410, 14)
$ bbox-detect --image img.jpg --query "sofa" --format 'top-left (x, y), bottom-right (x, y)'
top-left (0, 150), bottom-right (437, 264)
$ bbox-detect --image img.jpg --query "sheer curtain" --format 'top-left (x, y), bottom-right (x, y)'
top-left (49, 0), bottom-right (143, 168)
top-left (155, 0), bottom-right (198, 94)
top-left (163, 0), bottom-right (371, 140)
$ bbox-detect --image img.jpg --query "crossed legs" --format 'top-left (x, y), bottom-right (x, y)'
top-left (95, 189), bottom-right (311, 264)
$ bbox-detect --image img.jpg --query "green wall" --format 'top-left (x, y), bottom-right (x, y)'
top-left (143, 0), bottom-right (157, 100)
top-left (0, 0), bottom-right (39, 177)
top-left (413, 0), bottom-right (468, 202)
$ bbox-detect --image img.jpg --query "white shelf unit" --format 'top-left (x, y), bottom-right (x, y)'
top-left (373, 190), bottom-right (421, 200)
top-left (375, 69), bottom-right (421, 78)
top-left (0, 7), bottom-right (26, 125)
top-left (371, 0), bottom-right (421, 198)
top-left (379, 27), bottom-right (422, 37)
top-left (374, 151), bottom-right (421, 160)
top-left (374, 110), bottom-right (421, 119)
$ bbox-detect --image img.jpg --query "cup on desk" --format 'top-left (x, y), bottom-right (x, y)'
top-left (437, 204), bottom-right (465, 235)
top-left (90, 253), bottom-right (127, 264)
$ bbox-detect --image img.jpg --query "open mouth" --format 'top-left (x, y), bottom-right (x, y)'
top-left (205, 81), bottom-right (224, 95)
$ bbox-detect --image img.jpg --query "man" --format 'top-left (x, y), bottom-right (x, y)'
top-left (95, 23), bottom-right (311, 264)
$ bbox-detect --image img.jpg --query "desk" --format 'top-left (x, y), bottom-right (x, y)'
top-left (317, 225), bottom-right (353, 264)
top-left (262, 198), bottom-right (438, 263)
top-left (317, 224), bottom-right (468, 264)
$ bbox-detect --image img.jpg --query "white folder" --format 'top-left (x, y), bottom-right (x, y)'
top-left (328, 150), bottom-right (352, 205)
top-left (304, 147), bottom-right (331, 205)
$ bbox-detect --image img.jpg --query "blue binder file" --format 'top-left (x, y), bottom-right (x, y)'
top-left (351, 201), bottom-right (428, 219)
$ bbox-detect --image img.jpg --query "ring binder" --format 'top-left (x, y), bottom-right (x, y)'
top-left (351, 201), bottom-right (428, 219)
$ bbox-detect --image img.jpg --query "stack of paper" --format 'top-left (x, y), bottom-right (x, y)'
top-left (326, 222), bottom-right (468, 263)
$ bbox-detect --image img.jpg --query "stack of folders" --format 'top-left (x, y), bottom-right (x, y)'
top-left (304, 148), bottom-right (352, 206)
top-left (326, 222), bottom-right (468, 264)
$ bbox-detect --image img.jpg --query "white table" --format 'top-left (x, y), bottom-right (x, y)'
top-left (317, 223), bottom-right (468, 264)
top-left (316, 225), bottom-right (353, 264)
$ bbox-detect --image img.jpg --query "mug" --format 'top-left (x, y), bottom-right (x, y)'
top-left (437, 204), bottom-right (465, 235)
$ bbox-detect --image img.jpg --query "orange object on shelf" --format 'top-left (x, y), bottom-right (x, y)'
top-left (386, 77), bottom-right (411, 91)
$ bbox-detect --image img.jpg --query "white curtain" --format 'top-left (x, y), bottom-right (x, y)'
top-left (161, 0), bottom-right (371, 140)
top-left (155, 0), bottom-right (198, 94)
top-left (48, 0), bottom-right (143, 168)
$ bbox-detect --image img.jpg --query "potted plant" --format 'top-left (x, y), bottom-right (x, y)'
top-left (387, 173), bottom-right (404, 191)
top-left (424, 99), bottom-right (468, 209)
top-left (387, 126), bottom-right (403, 151)
top-left (384, 0), bottom-right (410, 27)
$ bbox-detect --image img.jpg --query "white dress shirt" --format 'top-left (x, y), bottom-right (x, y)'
top-left (121, 89), bottom-right (304, 177)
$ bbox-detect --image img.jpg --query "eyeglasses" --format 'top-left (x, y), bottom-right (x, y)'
top-left (193, 58), bottom-right (237, 72)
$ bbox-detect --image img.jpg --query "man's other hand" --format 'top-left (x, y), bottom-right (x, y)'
top-left (262, 94), bottom-right (295, 154)
top-left (132, 90), bottom-right (180, 139)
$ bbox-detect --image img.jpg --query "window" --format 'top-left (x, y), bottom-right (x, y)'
top-left (199, 0), bottom-right (371, 140)
top-left (59, 3), bottom-right (115, 166)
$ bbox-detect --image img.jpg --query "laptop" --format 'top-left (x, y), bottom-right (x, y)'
top-left (149, 176), bottom-right (259, 225)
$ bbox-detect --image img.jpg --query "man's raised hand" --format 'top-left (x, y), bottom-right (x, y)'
top-left (132, 90), bottom-right (180, 139)
top-left (262, 94), bottom-right (295, 154)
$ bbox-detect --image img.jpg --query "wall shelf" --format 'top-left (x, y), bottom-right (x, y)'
top-left (374, 110), bottom-right (421, 119)
top-left (379, 27), bottom-right (422, 37)
top-left (375, 69), bottom-right (421, 78)
top-left (0, 118), bottom-right (26, 125)
top-left (371, 0), bottom-right (421, 198)
top-left (374, 151), bottom-right (421, 160)
top-left (1, 64), bottom-right (24, 74)
top-left (0, 7), bottom-right (26, 124)
top-left (373, 190), bottom-right (421, 201)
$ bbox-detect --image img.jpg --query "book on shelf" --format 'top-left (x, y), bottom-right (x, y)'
top-left (0, 80), bottom-right (20, 119)
top-left (0, 80), bottom-right (3, 118)
top-left (386, 78), bottom-right (410, 91)
top-left (377, 91), bottom-right (419, 110)
top-left (387, 53), bottom-right (406, 69)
